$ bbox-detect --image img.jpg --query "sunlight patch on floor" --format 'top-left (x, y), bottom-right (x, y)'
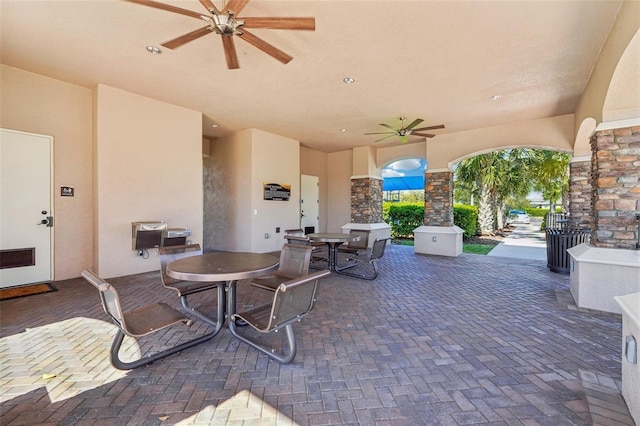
top-left (176, 390), bottom-right (297, 425)
top-left (0, 317), bottom-right (129, 404)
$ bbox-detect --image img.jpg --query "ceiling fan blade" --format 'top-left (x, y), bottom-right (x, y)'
top-left (412, 124), bottom-right (445, 132)
top-left (411, 132), bottom-right (436, 138)
top-left (237, 29), bottom-right (293, 64)
top-left (222, 36), bottom-right (240, 69)
top-left (242, 17), bottom-right (316, 30)
top-left (375, 135), bottom-right (397, 143)
top-left (379, 123), bottom-right (398, 131)
top-left (161, 26), bottom-right (212, 49)
top-left (364, 132), bottom-right (396, 135)
top-left (198, 0), bottom-right (220, 14)
top-left (405, 118), bottom-right (424, 130)
top-left (125, 0), bottom-right (202, 19)
top-left (223, 0), bottom-right (249, 15)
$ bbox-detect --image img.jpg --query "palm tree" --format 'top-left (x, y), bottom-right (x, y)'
top-left (455, 152), bottom-right (503, 235)
top-left (526, 150), bottom-right (571, 212)
top-left (455, 150), bottom-right (532, 234)
top-left (493, 150), bottom-right (531, 228)
top-left (455, 149), bottom-right (571, 235)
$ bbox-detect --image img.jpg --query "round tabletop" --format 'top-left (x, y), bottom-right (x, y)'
top-left (167, 252), bottom-right (279, 282)
top-left (307, 233), bottom-right (359, 243)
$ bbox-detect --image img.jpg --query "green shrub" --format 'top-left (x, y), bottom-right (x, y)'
top-left (383, 202), bottom-right (479, 240)
top-left (382, 202), bottom-right (392, 223)
top-left (386, 202), bottom-right (424, 238)
top-left (453, 204), bottom-right (478, 239)
top-left (524, 207), bottom-right (549, 217)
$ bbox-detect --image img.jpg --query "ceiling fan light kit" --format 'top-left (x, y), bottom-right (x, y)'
top-left (365, 117), bottom-right (445, 144)
top-left (127, 0), bottom-right (315, 69)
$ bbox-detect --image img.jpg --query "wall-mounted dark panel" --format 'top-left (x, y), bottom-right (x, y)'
top-left (0, 248), bottom-right (35, 269)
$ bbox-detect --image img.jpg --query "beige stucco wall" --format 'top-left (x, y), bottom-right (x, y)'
top-left (250, 129), bottom-right (300, 253)
top-left (375, 115), bottom-right (574, 173)
top-left (208, 128), bottom-right (300, 253)
top-left (94, 85), bottom-right (203, 278)
top-left (426, 114), bottom-right (574, 170)
top-left (326, 150), bottom-right (353, 232)
top-left (300, 146), bottom-right (328, 233)
top-left (352, 146), bottom-right (380, 177)
top-left (208, 129), bottom-right (252, 252)
top-left (0, 65), bottom-right (93, 280)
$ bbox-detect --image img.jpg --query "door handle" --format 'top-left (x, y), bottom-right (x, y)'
top-left (37, 216), bottom-right (54, 227)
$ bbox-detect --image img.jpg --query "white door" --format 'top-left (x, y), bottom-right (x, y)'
top-left (0, 129), bottom-right (53, 287)
top-left (300, 174), bottom-right (319, 233)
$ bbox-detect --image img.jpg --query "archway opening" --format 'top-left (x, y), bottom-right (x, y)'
top-left (382, 158), bottom-right (426, 203)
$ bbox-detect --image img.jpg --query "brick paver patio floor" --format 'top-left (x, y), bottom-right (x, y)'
top-left (0, 245), bottom-right (634, 425)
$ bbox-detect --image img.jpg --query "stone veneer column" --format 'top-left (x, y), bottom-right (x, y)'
top-left (350, 177), bottom-right (383, 223)
top-left (423, 171), bottom-right (454, 227)
top-left (590, 125), bottom-right (640, 249)
top-left (568, 158), bottom-right (592, 228)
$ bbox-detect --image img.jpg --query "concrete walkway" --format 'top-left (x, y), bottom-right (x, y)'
top-left (487, 218), bottom-right (547, 261)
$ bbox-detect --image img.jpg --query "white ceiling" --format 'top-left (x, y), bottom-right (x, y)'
top-left (0, 0), bottom-right (623, 153)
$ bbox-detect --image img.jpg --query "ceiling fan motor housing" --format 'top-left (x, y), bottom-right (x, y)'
top-left (204, 12), bottom-right (243, 35)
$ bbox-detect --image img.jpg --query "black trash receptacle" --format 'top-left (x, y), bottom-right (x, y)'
top-left (545, 228), bottom-right (590, 274)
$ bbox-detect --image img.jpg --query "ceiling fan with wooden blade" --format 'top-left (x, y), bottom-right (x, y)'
top-left (365, 117), bottom-right (445, 143)
top-left (126, 0), bottom-right (315, 69)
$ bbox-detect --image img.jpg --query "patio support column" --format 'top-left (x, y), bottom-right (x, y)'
top-left (589, 125), bottom-right (640, 249)
top-left (568, 157), bottom-right (593, 228)
top-left (414, 169), bottom-right (463, 256)
top-left (350, 177), bottom-right (383, 223)
top-left (342, 146), bottom-right (391, 245)
top-left (568, 121), bottom-right (640, 314)
top-left (423, 171), bottom-right (454, 226)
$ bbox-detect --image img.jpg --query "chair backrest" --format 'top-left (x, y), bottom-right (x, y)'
top-left (277, 243), bottom-right (313, 279)
top-left (265, 270), bottom-right (330, 331)
top-left (284, 228), bottom-right (305, 237)
top-left (82, 269), bottom-right (126, 330)
top-left (284, 229), bottom-right (311, 246)
top-left (370, 238), bottom-right (390, 260)
top-left (346, 229), bottom-right (370, 250)
top-left (158, 244), bottom-right (202, 286)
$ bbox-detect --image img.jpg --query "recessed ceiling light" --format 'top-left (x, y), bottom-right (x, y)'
top-left (146, 46), bottom-right (162, 54)
top-left (343, 77), bottom-right (355, 84)
top-left (489, 95), bottom-right (502, 101)
top-left (211, 123), bottom-right (219, 128)
top-left (340, 128), bottom-right (347, 132)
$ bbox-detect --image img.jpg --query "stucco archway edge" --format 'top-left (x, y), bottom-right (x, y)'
top-left (602, 29), bottom-right (640, 123)
top-left (574, 117), bottom-right (597, 158)
top-left (573, 26), bottom-right (639, 158)
top-left (574, 0), bottom-right (640, 133)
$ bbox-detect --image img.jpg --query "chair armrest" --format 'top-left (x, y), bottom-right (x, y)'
top-left (277, 270), bottom-right (331, 292)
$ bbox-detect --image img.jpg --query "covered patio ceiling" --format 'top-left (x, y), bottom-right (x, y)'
top-left (0, 1), bottom-right (623, 153)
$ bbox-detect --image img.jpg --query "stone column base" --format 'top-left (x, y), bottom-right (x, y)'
top-left (413, 226), bottom-right (464, 257)
top-left (567, 243), bottom-right (640, 314)
top-left (341, 223), bottom-right (391, 249)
